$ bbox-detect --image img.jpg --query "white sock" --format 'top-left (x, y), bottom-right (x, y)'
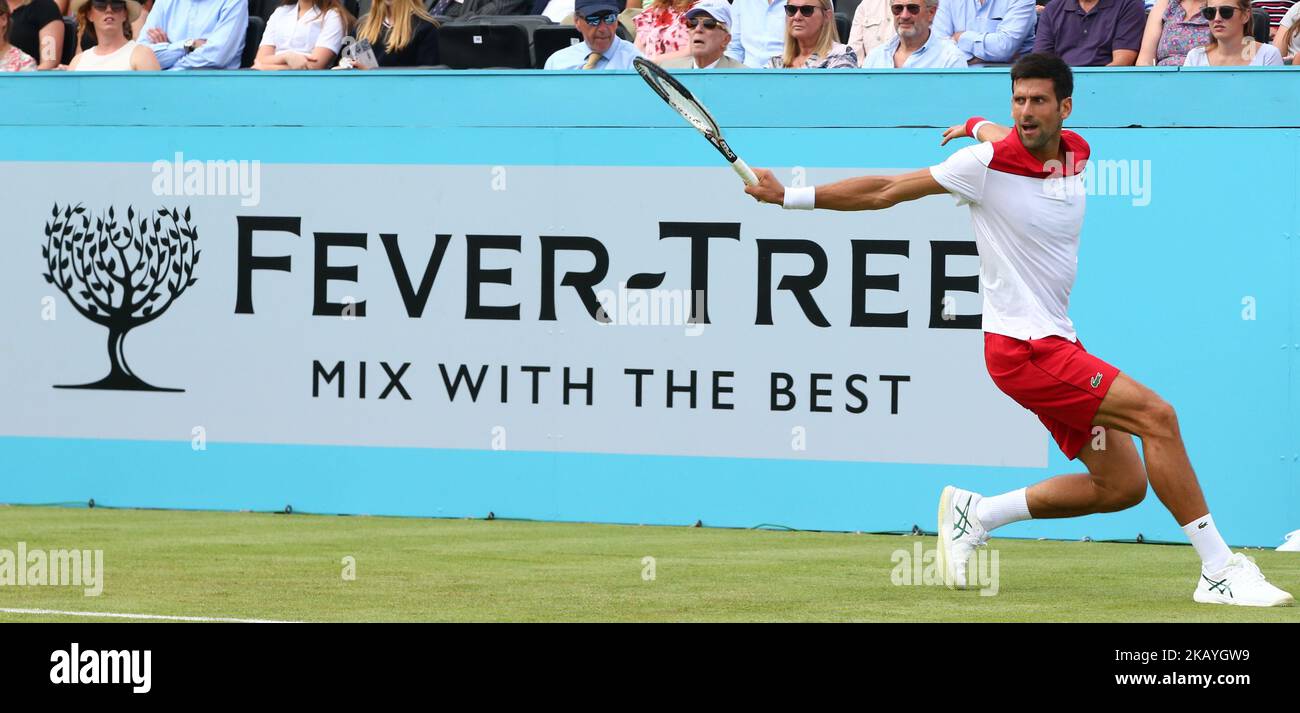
top-left (1182, 513), bottom-right (1232, 572)
top-left (975, 488), bottom-right (1032, 532)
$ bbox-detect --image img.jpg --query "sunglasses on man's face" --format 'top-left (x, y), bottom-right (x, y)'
top-left (684, 17), bottom-right (724, 30)
top-left (91, 0), bottom-right (128, 11)
top-left (784, 4), bottom-right (823, 17)
top-left (583, 12), bottom-right (618, 25)
top-left (1200, 5), bottom-right (1238, 19)
top-left (890, 3), bottom-right (922, 15)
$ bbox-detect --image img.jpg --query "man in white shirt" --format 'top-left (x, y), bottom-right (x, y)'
top-left (544, 0), bottom-right (644, 69)
top-left (660, 0), bottom-right (749, 68)
top-left (862, 0), bottom-right (968, 67)
top-left (741, 53), bottom-right (1294, 608)
top-left (725, 0), bottom-right (788, 67)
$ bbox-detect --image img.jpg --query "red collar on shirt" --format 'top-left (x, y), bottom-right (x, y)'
top-left (989, 128), bottom-right (1090, 179)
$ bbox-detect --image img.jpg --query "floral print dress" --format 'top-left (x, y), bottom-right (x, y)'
top-left (1, 45), bottom-right (37, 72)
top-left (634, 2), bottom-right (695, 60)
top-left (1157, 0), bottom-right (1211, 66)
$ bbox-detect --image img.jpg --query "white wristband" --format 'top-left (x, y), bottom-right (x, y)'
top-left (969, 120), bottom-right (992, 142)
top-left (782, 186), bottom-right (816, 210)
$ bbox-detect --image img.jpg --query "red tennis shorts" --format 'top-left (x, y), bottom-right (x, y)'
top-left (983, 332), bottom-right (1121, 460)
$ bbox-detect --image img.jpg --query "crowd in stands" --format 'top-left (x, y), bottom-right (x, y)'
top-left (0, 0), bottom-right (1294, 71)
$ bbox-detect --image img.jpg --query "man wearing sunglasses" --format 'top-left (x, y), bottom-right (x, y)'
top-left (1032, 0), bottom-right (1145, 65)
top-left (725, 0), bottom-right (792, 67)
top-left (544, 0), bottom-right (643, 69)
top-left (660, 0), bottom-right (748, 68)
top-left (140, 0), bottom-right (245, 69)
top-left (742, 52), bottom-right (1294, 607)
top-left (862, 0), bottom-right (968, 67)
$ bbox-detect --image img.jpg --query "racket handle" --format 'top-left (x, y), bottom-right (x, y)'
top-left (732, 158), bottom-right (758, 186)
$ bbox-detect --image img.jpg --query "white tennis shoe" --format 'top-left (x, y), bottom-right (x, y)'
top-left (1193, 553), bottom-right (1294, 607)
top-left (937, 485), bottom-right (989, 589)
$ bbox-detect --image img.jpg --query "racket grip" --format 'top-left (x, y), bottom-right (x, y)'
top-left (732, 158), bottom-right (758, 186)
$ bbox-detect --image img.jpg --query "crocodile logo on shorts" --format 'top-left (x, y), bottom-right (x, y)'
top-left (1090, 372), bottom-right (1103, 389)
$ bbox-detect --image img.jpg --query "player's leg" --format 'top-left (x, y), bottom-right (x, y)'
top-left (1024, 428), bottom-right (1147, 518)
top-left (1089, 374), bottom-right (1206, 525)
top-left (1090, 373), bottom-right (1292, 606)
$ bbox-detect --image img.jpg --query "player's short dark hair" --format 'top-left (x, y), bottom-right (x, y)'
top-left (1010, 53), bottom-right (1074, 103)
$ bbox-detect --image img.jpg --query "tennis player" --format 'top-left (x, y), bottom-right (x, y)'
top-left (744, 53), bottom-right (1292, 607)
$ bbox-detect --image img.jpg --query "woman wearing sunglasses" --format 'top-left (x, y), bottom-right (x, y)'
top-left (0, 1), bottom-right (36, 71)
top-left (1136, 0), bottom-right (1210, 66)
top-left (67, 0), bottom-right (159, 69)
top-left (770, 0), bottom-right (857, 68)
top-left (1183, 0), bottom-right (1283, 63)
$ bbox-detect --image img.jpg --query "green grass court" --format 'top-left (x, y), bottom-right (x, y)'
top-left (1, 506), bottom-right (1297, 622)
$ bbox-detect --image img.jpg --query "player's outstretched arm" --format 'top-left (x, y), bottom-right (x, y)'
top-left (941, 120), bottom-right (1011, 145)
top-left (745, 168), bottom-right (947, 211)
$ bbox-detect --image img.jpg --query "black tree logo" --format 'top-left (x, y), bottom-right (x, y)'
top-left (42, 203), bottom-right (200, 392)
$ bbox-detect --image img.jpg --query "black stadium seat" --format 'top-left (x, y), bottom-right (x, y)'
top-left (533, 24), bottom-right (582, 68)
top-left (834, 11), bottom-right (849, 45)
top-left (438, 22), bottom-right (533, 68)
top-left (1251, 7), bottom-right (1271, 43)
top-left (61, 17), bottom-right (76, 65)
top-left (242, 15), bottom-right (266, 68)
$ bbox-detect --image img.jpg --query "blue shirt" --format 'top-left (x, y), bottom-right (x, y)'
top-left (932, 0), bottom-right (1037, 63)
top-left (544, 35), bottom-right (643, 69)
top-left (142, 0), bottom-right (247, 70)
top-left (725, 0), bottom-right (788, 68)
top-left (862, 31), bottom-right (970, 68)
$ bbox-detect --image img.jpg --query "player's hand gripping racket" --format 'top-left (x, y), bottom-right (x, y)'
top-left (632, 57), bottom-right (758, 186)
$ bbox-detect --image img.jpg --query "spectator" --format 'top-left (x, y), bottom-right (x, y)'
top-left (1274, 0), bottom-right (1297, 60)
top-left (544, 0), bottom-right (644, 67)
top-left (1253, 0), bottom-right (1295, 37)
top-left (253, 0), bottom-right (349, 70)
top-left (660, 0), bottom-right (748, 66)
top-left (141, 0), bottom-right (246, 70)
top-left (770, 0), bottom-right (858, 66)
top-left (70, 0), bottom-right (143, 55)
top-left (847, 0), bottom-right (896, 64)
top-left (1137, 0), bottom-right (1211, 65)
top-left (726, 0), bottom-right (788, 67)
top-left (5, 0), bottom-right (63, 69)
top-left (1184, 0), bottom-right (1283, 62)
top-left (932, 0), bottom-right (1036, 63)
top-left (345, 0), bottom-right (439, 67)
top-left (634, 0), bottom-right (694, 62)
top-left (863, 0), bottom-right (968, 66)
top-left (69, 0), bottom-right (159, 69)
top-left (0, 1), bottom-right (37, 70)
top-left (430, 0), bottom-right (531, 18)
top-left (1033, 0), bottom-right (1145, 65)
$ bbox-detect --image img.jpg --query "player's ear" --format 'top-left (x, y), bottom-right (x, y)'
top-left (1059, 96), bottom-right (1073, 122)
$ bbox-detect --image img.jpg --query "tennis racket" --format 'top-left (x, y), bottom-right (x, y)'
top-left (632, 57), bottom-right (758, 186)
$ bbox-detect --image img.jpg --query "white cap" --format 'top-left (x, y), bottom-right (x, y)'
top-left (684, 0), bottom-right (733, 27)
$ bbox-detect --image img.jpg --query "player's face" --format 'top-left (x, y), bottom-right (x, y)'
top-left (1011, 78), bottom-right (1072, 152)
top-left (577, 13), bottom-right (617, 55)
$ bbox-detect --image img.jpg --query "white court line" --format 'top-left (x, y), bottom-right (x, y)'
top-left (0, 607), bottom-right (299, 623)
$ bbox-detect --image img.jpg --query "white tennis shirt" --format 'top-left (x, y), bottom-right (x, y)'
top-left (929, 130), bottom-right (1091, 342)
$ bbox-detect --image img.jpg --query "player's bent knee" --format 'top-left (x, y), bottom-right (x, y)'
top-left (1133, 394), bottom-right (1180, 441)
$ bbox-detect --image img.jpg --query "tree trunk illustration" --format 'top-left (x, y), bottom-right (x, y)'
top-left (44, 203), bottom-right (199, 393)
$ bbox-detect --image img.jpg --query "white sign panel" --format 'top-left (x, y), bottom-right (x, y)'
top-left (1, 162), bottom-right (1046, 467)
